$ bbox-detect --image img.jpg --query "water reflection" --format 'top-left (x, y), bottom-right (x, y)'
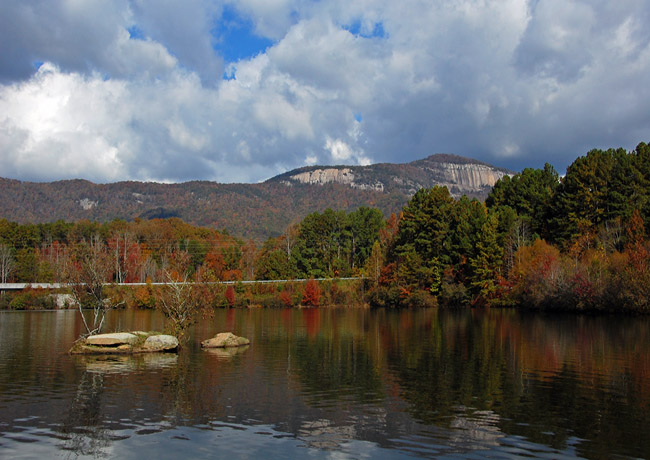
top-left (203, 345), bottom-right (249, 360)
top-left (75, 354), bottom-right (179, 374)
top-left (0, 308), bottom-right (649, 459)
top-left (61, 371), bottom-right (111, 458)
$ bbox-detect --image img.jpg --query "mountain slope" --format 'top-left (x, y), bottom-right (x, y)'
top-left (0, 154), bottom-right (511, 241)
top-left (267, 154), bottom-right (511, 198)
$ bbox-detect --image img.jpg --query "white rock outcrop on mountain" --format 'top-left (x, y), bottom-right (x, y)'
top-left (285, 156), bottom-right (509, 197)
top-left (290, 168), bottom-right (356, 186)
top-left (430, 163), bottom-right (508, 192)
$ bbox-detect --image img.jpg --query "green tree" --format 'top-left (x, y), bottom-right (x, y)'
top-left (448, 196), bottom-right (486, 278)
top-left (15, 248), bottom-right (38, 282)
top-left (469, 213), bottom-right (503, 304)
top-left (345, 207), bottom-right (385, 271)
top-left (295, 209), bottom-right (348, 277)
top-left (631, 142), bottom-right (650, 232)
top-left (255, 237), bottom-right (297, 280)
top-left (393, 186), bottom-right (455, 269)
top-left (363, 241), bottom-right (384, 285)
top-left (486, 163), bottom-right (559, 239)
top-left (552, 148), bottom-right (620, 244)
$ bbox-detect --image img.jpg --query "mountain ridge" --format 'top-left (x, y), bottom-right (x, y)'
top-left (267, 153), bottom-right (511, 197)
top-left (0, 154), bottom-right (512, 241)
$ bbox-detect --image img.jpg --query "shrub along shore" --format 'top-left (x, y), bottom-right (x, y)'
top-left (0, 278), bottom-right (366, 311)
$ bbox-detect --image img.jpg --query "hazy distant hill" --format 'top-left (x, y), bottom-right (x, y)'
top-left (0, 154), bottom-right (511, 241)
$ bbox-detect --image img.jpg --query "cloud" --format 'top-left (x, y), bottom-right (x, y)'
top-left (1, 0), bottom-right (649, 183)
top-left (129, 0), bottom-right (224, 85)
top-left (325, 138), bottom-right (369, 165)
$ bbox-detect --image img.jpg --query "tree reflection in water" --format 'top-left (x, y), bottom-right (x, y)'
top-left (60, 353), bottom-right (184, 458)
top-left (61, 370), bottom-right (110, 458)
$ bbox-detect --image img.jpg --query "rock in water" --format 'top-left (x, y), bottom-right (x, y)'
top-left (86, 332), bottom-right (139, 346)
top-left (201, 332), bottom-right (250, 348)
top-left (143, 335), bottom-right (179, 352)
top-left (69, 331), bottom-right (180, 355)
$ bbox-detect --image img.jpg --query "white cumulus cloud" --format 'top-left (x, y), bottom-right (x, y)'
top-left (0, 0), bottom-right (649, 183)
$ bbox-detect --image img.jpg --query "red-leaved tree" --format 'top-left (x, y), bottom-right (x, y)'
top-left (302, 279), bottom-right (321, 307)
top-left (225, 285), bottom-right (236, 307)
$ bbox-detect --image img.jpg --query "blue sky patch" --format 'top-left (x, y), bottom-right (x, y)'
top-left (343, 20), bottom-right (386, 39)
top-left (213, 6), bottom-right (274, 64)
top-left (127, 25), bottom-right (145, 40)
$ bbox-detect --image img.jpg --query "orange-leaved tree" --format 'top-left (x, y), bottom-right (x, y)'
top-left (302, 279), bottom-right (321, 307)
top-left (509, 239), bottom-right (565, 308)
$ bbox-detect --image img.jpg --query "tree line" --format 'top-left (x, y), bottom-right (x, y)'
top-left (0, 206), bottom-right (385, 286)
top-left (1, 141), bottom-right (650, 313)
top-left (371, 142), bottom-right (650, 311)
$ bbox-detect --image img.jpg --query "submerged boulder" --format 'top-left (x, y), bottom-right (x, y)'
top-left (201, 332), bottom-right (250, 348)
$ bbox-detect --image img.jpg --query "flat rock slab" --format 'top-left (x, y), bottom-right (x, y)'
top-left (86, 332), bottom-right (139, 346)
top-left (201, 332), bottom-right (250, 348)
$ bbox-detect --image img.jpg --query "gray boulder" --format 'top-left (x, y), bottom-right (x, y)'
top-left (201, 332), bottom-right (250, 348)
top-left (143, 335), bottom-right (179, 352)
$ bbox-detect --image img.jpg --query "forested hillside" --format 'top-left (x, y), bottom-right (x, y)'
top-left (0, 154), bottom-right (509, 241)
top-left (0, 179), bottom-right (402, 242)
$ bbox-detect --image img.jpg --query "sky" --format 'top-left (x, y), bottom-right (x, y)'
top-left (0, 0), bottom-right (649, 184)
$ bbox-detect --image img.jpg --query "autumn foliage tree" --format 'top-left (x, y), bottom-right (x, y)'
top-left (302, 279), bottom-right (321, 307)
top-left (225, 285), bottom-right (236, 307)
top-left (607, 210), bottom-right (650, 311)
top-left (508, 239), bottom-right (565, 308)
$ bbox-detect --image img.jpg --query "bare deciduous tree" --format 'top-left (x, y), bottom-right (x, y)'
top-left (65, 235), bottom-right (117, 337)
top-left (0, 244), bottom-right (15, 284)
top-left (155, 270), bottom-right (201, 343)
top-left (284, 222), bottom-right (300, 260)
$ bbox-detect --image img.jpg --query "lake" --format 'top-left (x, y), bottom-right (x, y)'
top-left (0, 307), bottom-right (648, 459)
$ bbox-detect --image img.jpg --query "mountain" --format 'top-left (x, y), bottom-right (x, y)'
top-left (267, 154), bottom-right (511, 198)
top-left (0, 154), bottom-right (511, 241)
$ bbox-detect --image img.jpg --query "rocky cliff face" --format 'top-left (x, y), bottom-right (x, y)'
top-left (275, 154), bottom-right (511, 198)
top-left (424, 162), bottom-right (508, 192)
top-left (286, 168), bottom-right (385, 192)
top-left (288, 168), bottom-right (355, 186)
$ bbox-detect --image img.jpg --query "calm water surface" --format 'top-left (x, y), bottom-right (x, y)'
top-left (0, 308), bottom-right (648, 459)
